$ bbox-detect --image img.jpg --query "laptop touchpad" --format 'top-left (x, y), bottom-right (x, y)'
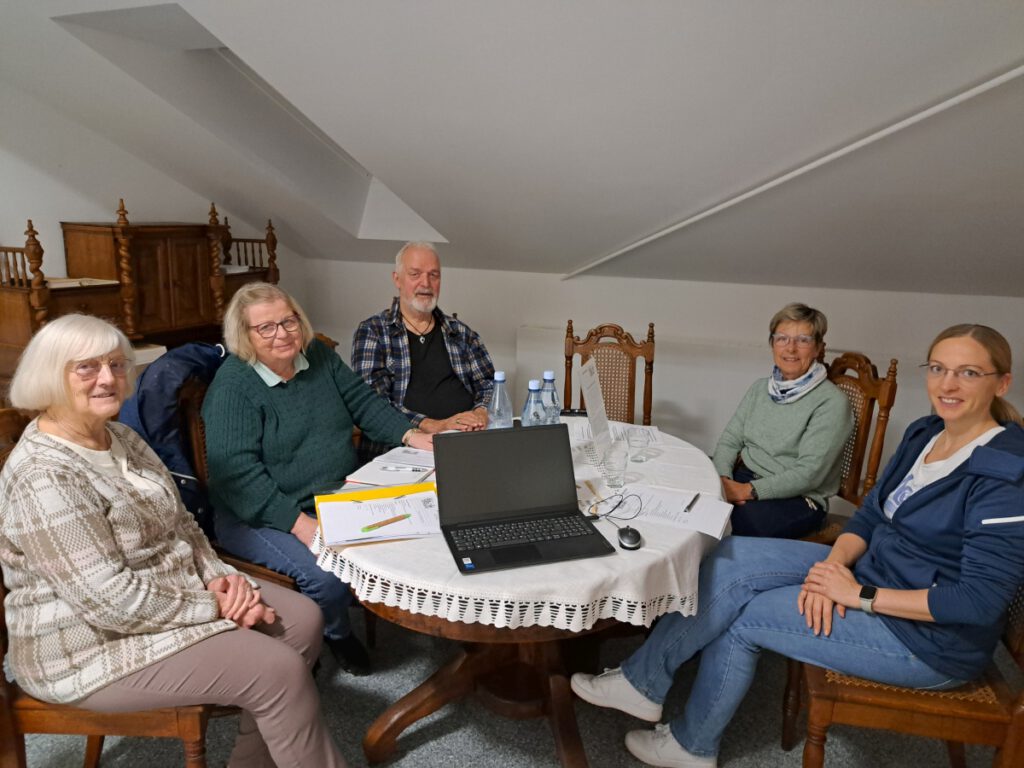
top-left (492, 544), bottom-right (541, 565)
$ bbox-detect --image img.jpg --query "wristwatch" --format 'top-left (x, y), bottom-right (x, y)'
top-left (748, 484), bottom-right (759, 501)
top-left (859, 585), bottom-right (878, 615)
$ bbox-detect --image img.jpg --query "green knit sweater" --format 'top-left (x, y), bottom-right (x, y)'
top-left (203, 339), bottom-right (412, 532)
top-left (711, 378), bottom-right (853, 509)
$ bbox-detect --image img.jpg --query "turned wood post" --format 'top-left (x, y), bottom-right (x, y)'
top-left (207, 203), bottom-right (226, 323)
top-left (265, 220), bottom-right (279, 284)
top-left (25, 219), bottom-right (50, 328)
top-left (114, 199), bottom-right (140, 338)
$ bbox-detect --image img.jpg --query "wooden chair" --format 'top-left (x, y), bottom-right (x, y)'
top-left (781, 584), bottom-right (1024, 767)
top-left (178, 378), bottom-right (299, 592)
top-left (0, 409), bottom-right (225, 768)
top-left (563, 320), bottom-right (655, 425)
top-left (178, 377), bottom-right (377, 646)
top-left (800, 352), bottom-right (899, 546)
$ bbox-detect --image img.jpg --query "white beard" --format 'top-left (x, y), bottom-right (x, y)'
top-left (409, 294), bottom-right (438, 314)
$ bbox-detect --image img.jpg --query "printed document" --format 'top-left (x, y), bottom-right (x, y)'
top-left (629, 487), bottom-right (733, 539)
top-left (346, 446), bottom-right (436, 486)
top-left (315, 483), bottom-right (440, 545)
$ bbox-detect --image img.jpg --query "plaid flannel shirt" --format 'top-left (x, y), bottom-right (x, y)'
top-left (351, 297), bottom-right (495, 426)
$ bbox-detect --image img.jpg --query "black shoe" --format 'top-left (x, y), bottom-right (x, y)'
top-left (326, 634), bottom-right (372, 676)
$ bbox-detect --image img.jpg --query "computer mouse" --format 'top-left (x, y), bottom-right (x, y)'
top-left (617, 526), bottom-right (642, 550)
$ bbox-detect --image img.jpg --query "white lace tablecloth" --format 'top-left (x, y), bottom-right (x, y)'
top-left (314, 424), bottom-right (723, 633)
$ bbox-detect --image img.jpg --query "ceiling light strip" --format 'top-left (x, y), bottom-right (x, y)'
top-left (564, 61), bottom-right (1024, 280)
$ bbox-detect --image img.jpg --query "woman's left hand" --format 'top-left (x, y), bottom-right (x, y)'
top-left (802, 560), bottom-right (861, 610)
top-left (207, 574), bottom-right (261, 623)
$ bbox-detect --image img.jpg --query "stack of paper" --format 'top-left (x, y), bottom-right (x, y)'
top-left (346, 446), bottom-right (435, 486)
top-left (629, 487), bottom-right (734, 539)
top-left (315, 482), bottom-right (440, 546)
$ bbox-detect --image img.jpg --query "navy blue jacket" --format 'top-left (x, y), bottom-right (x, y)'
top-left (844, 415), bottom-right (1024, 680)
top-left (120, 343), bottom-right (226, 536)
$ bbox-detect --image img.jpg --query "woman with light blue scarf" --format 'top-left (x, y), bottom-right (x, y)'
top-left (711, 303), bottom-right (853, 538)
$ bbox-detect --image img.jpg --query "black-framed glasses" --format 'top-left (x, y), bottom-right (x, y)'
top-left (770, 333), bottom-right (817, 348)
top-left (71, 358), bottom-right (132, 381)
top-left (249, 314), bottom-right (301, 339)
top-left (919, 363), bottom-right (1001, 384)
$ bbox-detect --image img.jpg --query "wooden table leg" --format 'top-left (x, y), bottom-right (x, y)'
top-left (363, 643), bottom-right (508, 764)
top-left (544, 655), bottom-right (589, 768)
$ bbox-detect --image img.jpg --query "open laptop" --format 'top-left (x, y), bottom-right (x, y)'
top-left (433, 424), bottom-right (615, 574)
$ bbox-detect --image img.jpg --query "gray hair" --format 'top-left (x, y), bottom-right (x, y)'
top-left (9, 314), bottom-right (136, 411)
top-left (222, 282), bottom-right (314, 363)
top-left (394, 242), bottom-right (440, 272)
top-left (769, 303), bottom-right (828, 343)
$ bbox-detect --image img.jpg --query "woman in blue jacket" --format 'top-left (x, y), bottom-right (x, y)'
top-left (571, 324), bottom-right (1024, 768)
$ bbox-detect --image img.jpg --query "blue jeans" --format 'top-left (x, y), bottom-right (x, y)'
top-left (621, 537), bottom-right (962, 758)
top-left (215, 508), bottom-right (356, 640)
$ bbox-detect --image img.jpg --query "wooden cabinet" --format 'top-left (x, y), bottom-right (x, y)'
top-left (0, 201), bottom-right (279, 402)
top-left (62, 221), bottom-right (222, 340)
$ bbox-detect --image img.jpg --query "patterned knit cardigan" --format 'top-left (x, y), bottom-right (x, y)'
top-left (0, 420), bottom-right (238, 703)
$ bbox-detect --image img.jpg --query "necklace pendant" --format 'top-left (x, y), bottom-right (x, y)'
top-left (419, 335), bottom-right (426, 344)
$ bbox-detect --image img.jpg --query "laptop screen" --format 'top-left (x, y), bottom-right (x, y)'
top-left (433, 424), bottom-right (579, 525)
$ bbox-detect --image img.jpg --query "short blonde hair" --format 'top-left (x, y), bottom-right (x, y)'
top-left (222, 282), bottom-right (314, 363)
top-left (9, 314), bottom-right (136, 411)
top-left (769, 303), bottom-right (828, 343)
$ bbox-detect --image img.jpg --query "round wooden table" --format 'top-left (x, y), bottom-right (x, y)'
top-left (315, 422), bottom-right (724, 766)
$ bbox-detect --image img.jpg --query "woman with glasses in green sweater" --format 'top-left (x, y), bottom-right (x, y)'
top-left (711, 303), bottom-right (853, 539)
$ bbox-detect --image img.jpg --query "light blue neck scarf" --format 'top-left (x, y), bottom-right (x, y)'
top-left (767, 361), bottom-right (827, 404)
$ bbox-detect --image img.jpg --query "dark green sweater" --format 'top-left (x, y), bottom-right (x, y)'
top-left (203, 339), bottom-right (411, 531)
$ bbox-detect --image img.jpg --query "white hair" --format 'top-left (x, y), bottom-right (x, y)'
top-left (9, 314), bottom-right (136, 410)
top-left (394, 242), bottom-right (440, 271)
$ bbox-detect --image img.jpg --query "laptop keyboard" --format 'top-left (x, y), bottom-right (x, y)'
top-left (450, 514), bottom-right (593, 552)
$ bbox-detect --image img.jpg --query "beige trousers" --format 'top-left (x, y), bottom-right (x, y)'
top-left (80, 580), bottom-right (347, 768)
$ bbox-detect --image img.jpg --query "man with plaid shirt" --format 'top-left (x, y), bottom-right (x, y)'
top-left (352, 242), bottom-right (495, 445)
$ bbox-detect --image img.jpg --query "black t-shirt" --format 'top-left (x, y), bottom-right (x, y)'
top-left (402, 325), bottom-right (474, 419)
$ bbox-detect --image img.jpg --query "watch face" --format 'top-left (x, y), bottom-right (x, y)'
top-left (859, 585), bottom-right (877, 600)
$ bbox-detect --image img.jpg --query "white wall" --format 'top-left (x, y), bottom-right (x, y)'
top-left (0, 79), bottom-right (308, 302)
top-left (305, 258), bottom-right (1024, 460)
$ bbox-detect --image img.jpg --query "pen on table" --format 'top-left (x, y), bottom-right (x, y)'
top-left (361, 513), bottom-right (412, 533)
top-left (683, 493), bottom-right (701, 514)
top-left (380, 465), bottom-right (430, 472)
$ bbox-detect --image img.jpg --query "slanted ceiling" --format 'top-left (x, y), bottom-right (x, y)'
top-left (2, 1), bottom-right (1023, 295)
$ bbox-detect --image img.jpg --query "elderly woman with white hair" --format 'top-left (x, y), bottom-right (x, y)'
top-left (0, 314), bottom-right (348, 767)
top-left (203, 282), bottom-right (432, 675)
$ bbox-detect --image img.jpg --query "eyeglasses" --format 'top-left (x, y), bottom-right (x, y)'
top-left (919, 363), bottom-right (1002, 383)
top-left (71, 358), bottom-right (131, 381)
top-left (249, 314), bottom-right (301, 339)
top-left (770, 333), bottom-right (817, 348)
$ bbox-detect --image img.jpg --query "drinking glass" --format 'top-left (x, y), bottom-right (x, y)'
top-left (627, 431), bottom-right (649, 462)
top-left (603, 442), bottom-right (629, 489)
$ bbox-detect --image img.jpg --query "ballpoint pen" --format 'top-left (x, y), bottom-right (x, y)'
top-left (361, 513), bottom-right (412, 533)
top-left (683, 493), bottom-right (700, 514)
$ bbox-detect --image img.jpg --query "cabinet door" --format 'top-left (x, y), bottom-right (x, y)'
top-left (132, 237), bottom-right (173, 334)
top-left (168, 236), bottom-right (214, 326)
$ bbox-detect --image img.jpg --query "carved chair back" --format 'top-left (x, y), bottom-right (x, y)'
top-left (563, 320), bottom-right (655, 425)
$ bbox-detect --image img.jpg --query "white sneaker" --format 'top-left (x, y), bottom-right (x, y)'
top-left (570, 668), bottom-right (662, 722)
top-left (625, 724), bottom-right (717, 768)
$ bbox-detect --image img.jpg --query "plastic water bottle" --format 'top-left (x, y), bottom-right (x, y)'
top-left (487, 371), bottom-right (513, 429)
top-left (540, 370), bottom-right (560, 424)
top-left (521, 379), bottom-right (546, 427)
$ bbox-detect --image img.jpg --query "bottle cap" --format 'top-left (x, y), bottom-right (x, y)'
top-left (543, 370), bottom-right (555, 380)
top-left (528, 379), bottom-right (541, 390)
top-left (494, 371), bottom-right (506, 382)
